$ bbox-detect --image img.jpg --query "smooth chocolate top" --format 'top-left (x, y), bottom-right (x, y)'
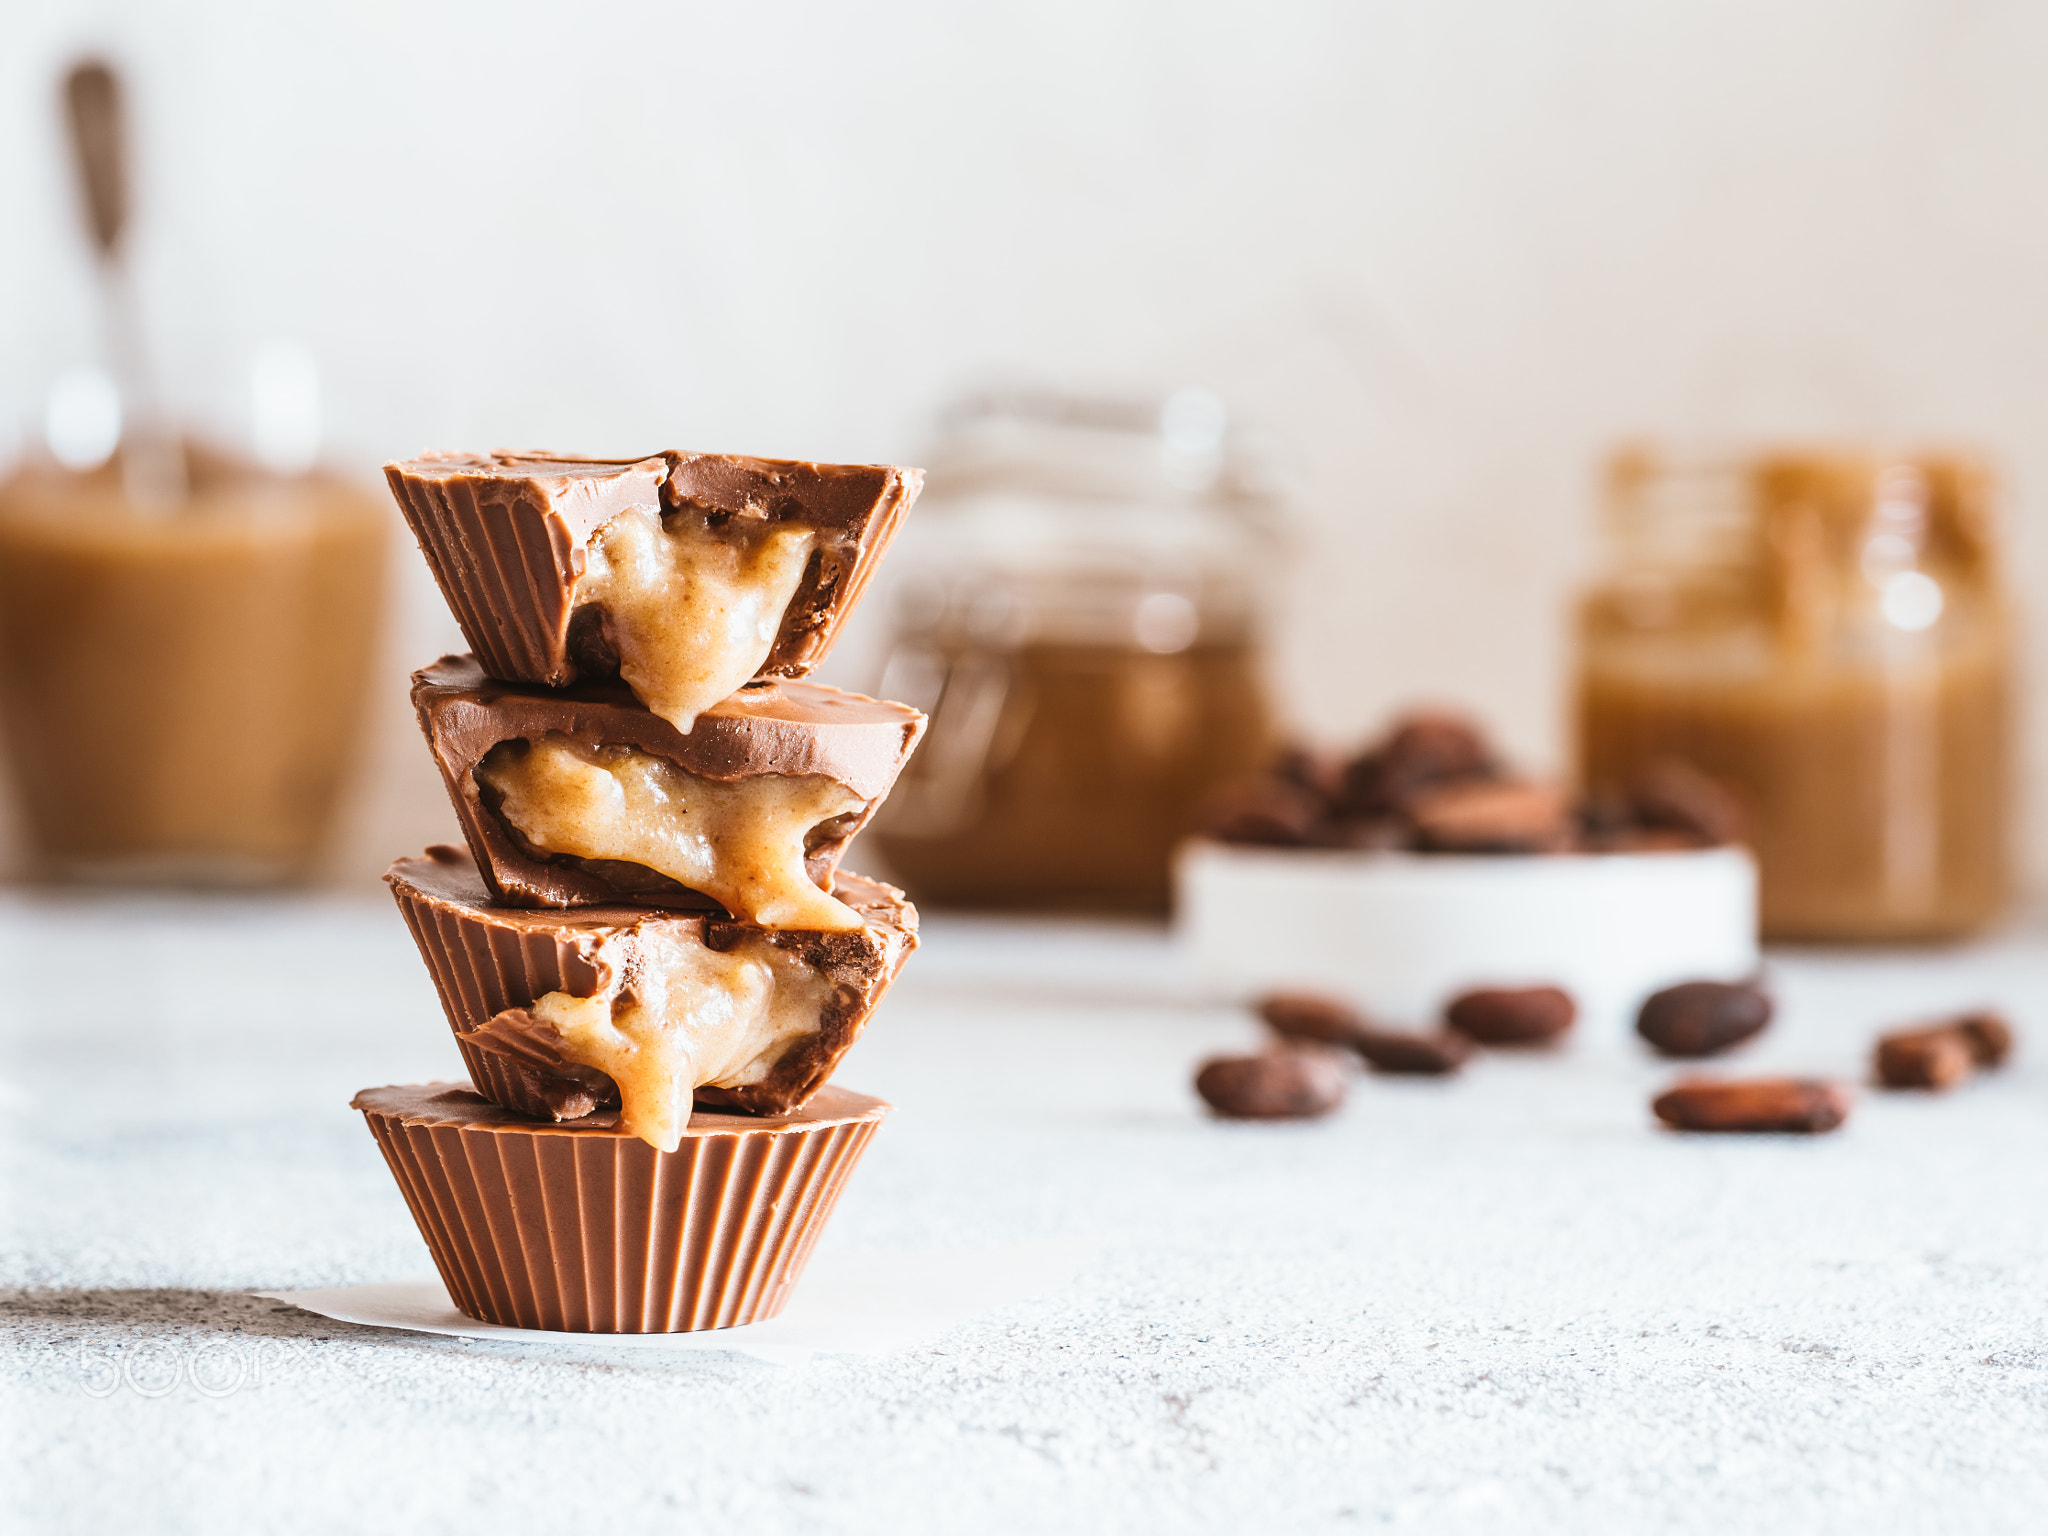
top-left (417, 654), bottom-right (922, 798)
top-left (391, 449), bottom-right (917, 540)
top-left (413, 654), bottom-right (925, 910)
top-left (351, 1080), bottom-right (890, 1136)
top-left (391, 452), bottom-right (669, 538)
top-left (384, 449), bottom-right (920, 689)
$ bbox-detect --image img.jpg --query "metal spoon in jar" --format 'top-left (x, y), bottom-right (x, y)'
top-left (62, 58), bottom-right (186, 511)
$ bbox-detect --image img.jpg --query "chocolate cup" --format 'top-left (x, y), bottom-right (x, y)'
top-left (353, 1081), bottom-right (887, 1333)
top-left (455, 1024), bottom-right (614, 1124)
top-left (413, 653), bottom-right (926, 910)
top-left (385, 450), bottom-right (919, 691)
top-left (387, 845), bottom-right (918, 1118)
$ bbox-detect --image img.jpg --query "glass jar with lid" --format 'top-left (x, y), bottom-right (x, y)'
top-left (1574, 444), bottom-right (2012, 940)
top-left (864, 387), bottom-right (1285, 910)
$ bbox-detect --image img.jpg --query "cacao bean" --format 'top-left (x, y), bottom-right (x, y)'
top-left (1445, 985), bottom-right (1576, 1045)
top-left (1269, 745), bottom-right (1345, 803)
top-left (1873, 1010), bottom-right (2013, 1089)
top-left (1629, 758), bottom-right (1747, 846)
top-left (1194, 1049), bottom-right (1347, 1120)
top-left (1955, 1010), bottom-right (2014, 1068)
top-left (1408, 780), bottom-right (1573, 854)
top-left (1874, 1027), bottom-right (1974, 1091)
top-left (1257, 991), bottom-right (1369, 1048)
top-left (1198, 776), bottom-right (1327, 846)
top-left (1349, 1028), bottom-right (1473, 1075)
top-left (1636, 980), bottom-right (1773, 1058)
top-left (1336, 712), bottom-right (1494, 818)
top-left (1257, 991), bottom-right (1470, 1074)
top-left (1652, 1077), bottom-right (1850, 1134)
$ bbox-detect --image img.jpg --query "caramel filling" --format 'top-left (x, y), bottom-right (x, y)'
top-left (533, 929), bottom-right (838, 1150)
top-left (572, 503), bottom-right (815, 732)
top-left (477, 733), bottom-right (867, 930)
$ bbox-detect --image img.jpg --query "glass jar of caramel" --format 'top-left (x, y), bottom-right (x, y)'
top-left (0, 443), bottom-right (389, 886)
top-left (864, 388), bottom-right (1284, 911)
top-left (1574, 444), bottom-right (2012, 941)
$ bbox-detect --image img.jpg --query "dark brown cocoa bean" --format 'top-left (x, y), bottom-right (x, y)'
top-left (1408, 780), bottom-right (1573, 854)
top-left (1198, 776), bottom-right (1328, 846)
top-left (1257, 991), bottom-right (1369, 1048)
top-left (1629, 758), bottom-right (1747, 847)
top-left (1874, 1027), bottom-right (1975, 1090)
top-left (1194, 1049), bottom-right (1347, 1120)
top-left (1954, 1011), bottom-right (2014, 1068)
top-left (1635, 980), bottom-right (1773, 1058)
top-left (1349, 1028), bottom-right (1473, 1075)
top-left (1872, 1011), bottom-right (2014, 1089)
top-left (1269, 745), bottom-right (1345, 803)
top-left (1256, 992), bottom-right (1470, 1073)
top-left (1336, 711), bottom-right (1495, 817)
top-left (1445, 985), bottom-right (1576, 1045)
top-left (1651, 1077), bottom-right (1850, 1134)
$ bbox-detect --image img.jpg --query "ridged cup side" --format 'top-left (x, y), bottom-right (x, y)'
top-left (360, 1104), bottom-right (882, 1332)
top-left (388, 471), bottom-right (577, 684)
top-left (394, 865), bottom-right (600, 1027)
top-left (453, 1036), bottom-right (569, 1122)
top-left (393, 866), bottom-right (602, 1119)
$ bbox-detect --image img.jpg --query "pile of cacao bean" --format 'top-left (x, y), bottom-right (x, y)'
top-left (1193, 977), bottom-right (2017, 1133)
top-left (1196, 711), bottom-right (1743, 855)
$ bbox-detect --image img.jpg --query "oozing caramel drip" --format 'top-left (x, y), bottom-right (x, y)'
top-left (477, 734), bottom-right (867, 931)
top-left (533, 928), bottom-right (837, 1150)
top-left (572, 503), bottom-right (815, 732)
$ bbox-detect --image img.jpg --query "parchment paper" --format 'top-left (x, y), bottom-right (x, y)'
top-left (254, 1237), bottom-right (1096, 1365)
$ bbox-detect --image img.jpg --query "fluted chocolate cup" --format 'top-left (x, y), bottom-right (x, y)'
top-left (384, 450), bottom-right (918, 694)
top-left (386, 845), bottom-right (918, 1122)
top-left (353, 1081), bottom-right (887, 1332)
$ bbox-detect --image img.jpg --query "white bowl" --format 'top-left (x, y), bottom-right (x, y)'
top-left (1174, 839), bottom-right (1759, 1040)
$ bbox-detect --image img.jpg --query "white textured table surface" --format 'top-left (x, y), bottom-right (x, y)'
top-left (4, 892), bottom-right (2046, 1535)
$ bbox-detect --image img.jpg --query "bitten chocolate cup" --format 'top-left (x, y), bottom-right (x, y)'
top-left (413, 654), bottom-right (925, 915)
top-left (387, 846), bottom-right (917, 1126)
top-left (384, 450), bottom-right (918, 708)
top-left (353, 1081), bottom-right (888, 1333)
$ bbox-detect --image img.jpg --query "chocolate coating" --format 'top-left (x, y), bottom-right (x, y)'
top-left (413, 653), bottom-right (925, 910)
top-left (353, 1080), bottom-right (888, 1332)
top-left (385, 449), bottom-right (919, 690)
top-left (387, 845), bottom-right (917, 1118)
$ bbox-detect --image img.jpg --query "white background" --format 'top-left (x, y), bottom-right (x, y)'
top-left (6, 0), bottom-right (2047, 887)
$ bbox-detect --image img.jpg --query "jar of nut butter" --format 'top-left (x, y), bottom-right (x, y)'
top-left (0, 443), bottom-right (388, 886)
top-left (1575, 444), bottom-right (2012, 941)
top-left (865, 388), bottom-right (1284, 911)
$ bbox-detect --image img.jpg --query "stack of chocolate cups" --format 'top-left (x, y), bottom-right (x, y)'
top-left (353, 451), bottom-right (927, 1333)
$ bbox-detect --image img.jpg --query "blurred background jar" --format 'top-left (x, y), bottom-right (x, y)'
top-left (1575, 444), bottom-right (2012, 941)
top-left (0, 438), bottom-right (388, 887)
top-left (863, 387), bottom-right (1286, 911)
top-left (0, 61), bottom-right (389, 888)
